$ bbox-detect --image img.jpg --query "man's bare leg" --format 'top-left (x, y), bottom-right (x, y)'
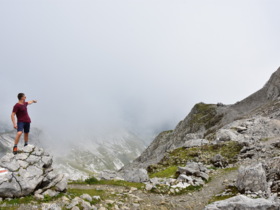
top-left (14, 131), bottom-right (23, 145)
top-left (13, 131), bottom-right (22, 154)
top-left (24, 133), bottom-right (29, 146)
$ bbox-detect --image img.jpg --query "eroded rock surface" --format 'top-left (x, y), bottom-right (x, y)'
top-left (0, 145), bottom-right (67, 198)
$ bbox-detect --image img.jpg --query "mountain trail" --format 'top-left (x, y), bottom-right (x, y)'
top-left (69, 169), bottom-right (238, 210)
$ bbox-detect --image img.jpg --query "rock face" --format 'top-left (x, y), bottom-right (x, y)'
top-left (0, 145), bottom-right (67, 198)
top-left (236, 163), bottom-right (269, 195)
top-left (204, 195), bottom-right (280, 210)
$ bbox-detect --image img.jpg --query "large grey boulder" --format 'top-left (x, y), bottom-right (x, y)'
top-left (98, 170), bottom-right (123, 181)
top-left (177, 162), bottom-right (209, 184)
top-left (0, 145), bottom-right (67, 198)
top-left (120, 168), bottom-right (149, 183)
top-left (236, 163), bottom-right (269, 194)
top-left (204, 195), bottom-right (280, 210)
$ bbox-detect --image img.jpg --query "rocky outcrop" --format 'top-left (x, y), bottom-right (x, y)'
top-left (177, 162), bottom-right (209, 183)
top-left (119, 168), bottom-right (149, 183)
top-left (232, 67), bottom-right (280, 115)
top-left (121, 103), bottom-right (226, 171)
top-left (211, 154), bottom-right (228, 168)
top-left (265, 157), bottom-right (280, 194)
top-left (144, 162), bottom-right (209, 194)
top-left (204, 195), bottom-right (280, 210)
top-left (215, 117), bottom-right (280, 144)
top-left (0, 145), bottom-right (67, 198)
top-left (236, 163), bottom-right (269, 195)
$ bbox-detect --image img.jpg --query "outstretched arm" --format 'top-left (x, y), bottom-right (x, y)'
top-left (11, 112), bottom-right (17, 129)
top-left (28, 100), bottom-right (37, 105)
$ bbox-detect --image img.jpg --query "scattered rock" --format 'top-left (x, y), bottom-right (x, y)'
top-left (145, 183), bottom-right (153, 191)
top-left (41, 203), bottom-right (62, 210)
top-left (178, 162), bottom-right (209, 182)
top-left (80, 193), bottom-right (92, 202)
top-left (211, 154), bottom-right (228, 168)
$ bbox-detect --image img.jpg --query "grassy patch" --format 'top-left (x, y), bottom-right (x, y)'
top-left (0, 196), bottom-right (34, 206)
top-left (222, 167), bottom-right (238, 173)
top-left (162, 130), bottom-right (173, 134)
top-left (149, 166), bottom-right (178, 178)
top-left (208, 186), bottom-right (239, 204)
top-left (188, 103), bottom-right (223, 133)
top-left (0, 193), bottom-right (65, 209)
top-left (148, 141), bottom-right (242, 177)
top-left (260, 138), bottom-right (270, 142)
top-left (67, 188), bottom-right (106, 197)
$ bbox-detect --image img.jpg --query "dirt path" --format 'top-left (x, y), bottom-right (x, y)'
top-left (69, 169), bottom-right (239, 210)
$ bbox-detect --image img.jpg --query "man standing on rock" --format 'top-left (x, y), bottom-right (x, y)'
top-left (11, 93), bottom-right (37, 155)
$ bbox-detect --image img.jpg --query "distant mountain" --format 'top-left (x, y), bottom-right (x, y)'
top-left (54, 131), bottom-right (148, 180)
top-left (0, 127), bottom-right (149, 180)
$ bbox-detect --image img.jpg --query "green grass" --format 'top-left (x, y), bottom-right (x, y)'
top-left (222, 167), bottom-right (238, 173)
top-left (148, 141), bottom-right (242, 178)
top-left (67, 188), bottom-right (106, 197)
top-left (0, 193), bottom-right (65, 209)
top-left (188, 103), bottom-right (223, 133)
top-left (260, 137), bottom-right (270, 142)
top-left (162, 130), bottom-right (174, 134)
top-left (149, 166), bottom-right (178, 178)
top-left (208, 186), bottom-right (239, 204)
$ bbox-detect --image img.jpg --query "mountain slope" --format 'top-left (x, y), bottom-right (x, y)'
top-left (120, 67), bottom-right (280, 171)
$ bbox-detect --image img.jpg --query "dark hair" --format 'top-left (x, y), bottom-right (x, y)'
top-left (17, 93), bottom-right (25, 100)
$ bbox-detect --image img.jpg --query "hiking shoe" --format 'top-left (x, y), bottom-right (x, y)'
top-left (24, 143), bottom-right (28, 147)
top-left (13, 146), bottom-right (18, 155)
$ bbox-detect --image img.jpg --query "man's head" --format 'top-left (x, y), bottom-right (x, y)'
top-left (17, 93), bottom-right (26, 101)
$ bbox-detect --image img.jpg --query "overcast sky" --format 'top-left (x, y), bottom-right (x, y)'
top-left (0, 1), bottom-right (280, 147)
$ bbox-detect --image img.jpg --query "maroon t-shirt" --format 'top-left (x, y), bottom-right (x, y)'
top-left (12, 102), bottom-right (31, 123)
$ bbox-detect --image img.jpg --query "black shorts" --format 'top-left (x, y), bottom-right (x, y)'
top-left (17, 122), bottom-right (30, 133)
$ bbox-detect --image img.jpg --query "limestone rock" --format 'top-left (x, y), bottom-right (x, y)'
top-left (204, 195), bottom-right (280, 210)
top-left (183, 139), bottom-right (209, 148)
top-left (236, 163), bottom-right (269, 194)
top-left (0, 145), bottom-right (67, 198)
top-left (80, 193), bottom-right (92, 202)
top-left (120, 168), bottom-right (149, 183)
top-left (265, 157), bottom-right (280, 193)
top-left (211, 154), bottom-right (228, 168)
